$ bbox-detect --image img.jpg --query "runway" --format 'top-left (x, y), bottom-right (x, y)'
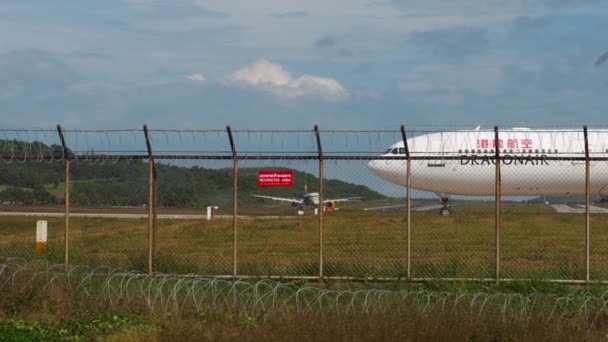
top-left (550, 204), bottom-right (608, 214)
top-left (0, 212), bottom-right (299, 220)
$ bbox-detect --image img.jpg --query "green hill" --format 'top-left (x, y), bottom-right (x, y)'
top-left (0, 139), bottom-right (386, 207)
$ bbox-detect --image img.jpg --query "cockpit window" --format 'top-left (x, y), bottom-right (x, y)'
top-left (391, 148), bottom-right (398, 154)
top-left (384, 148), bottom-right (393, 154)
top-left (398, 148), bottom-right (406, 154)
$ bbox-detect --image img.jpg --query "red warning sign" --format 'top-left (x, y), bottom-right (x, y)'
top-left (257, 171), bottom-right (294, 187)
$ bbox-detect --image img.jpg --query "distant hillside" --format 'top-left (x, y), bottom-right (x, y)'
top-left (0, 139), bottom-right (386, 207)
top-left (0, 139), bottom-right (64, 158)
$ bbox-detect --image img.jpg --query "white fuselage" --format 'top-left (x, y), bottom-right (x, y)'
top-left (303, 192), bottom-right (321, 206)
top-left (368, 128), bottom-right (608, 196)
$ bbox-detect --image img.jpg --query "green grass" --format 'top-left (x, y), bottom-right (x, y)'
top-left (3, 260), bottom-right (608, 341)
top-left (43, 179), bottom-right (105, 199)
top-left (1, 202), bottom-right (607, 281)
top-left (0, 316), bottom-right (153, 341)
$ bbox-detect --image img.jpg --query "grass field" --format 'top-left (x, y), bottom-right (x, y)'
top-left (1, 201), bottom-right (607, 281)
top-left (3, 258), bottom-right (608, 341)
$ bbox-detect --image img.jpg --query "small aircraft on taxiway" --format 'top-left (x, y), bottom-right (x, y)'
top-left (253, 185), bottom-right (363, 211)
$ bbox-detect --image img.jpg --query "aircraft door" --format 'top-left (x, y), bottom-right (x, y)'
top-left (427, 132), bottom-right (445, 167)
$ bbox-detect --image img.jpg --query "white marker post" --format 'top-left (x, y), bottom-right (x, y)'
top-left (206, 206), bottom-right (219, 220)
top-left (206, 206), bottom-right (213, 221)
top-left (36, 220), bottom-right (48, 254)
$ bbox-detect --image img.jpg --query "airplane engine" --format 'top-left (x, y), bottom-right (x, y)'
top-left (325, 201), bottom-right (337, 208)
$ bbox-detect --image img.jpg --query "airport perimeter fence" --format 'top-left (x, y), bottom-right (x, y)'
top-left (1, 125), bottom-right (608, 284)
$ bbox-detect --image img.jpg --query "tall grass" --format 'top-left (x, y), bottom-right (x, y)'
top-left (2, 257), bottom-right (608, 340)
top-left (3, 203), bottom-right (608, 281)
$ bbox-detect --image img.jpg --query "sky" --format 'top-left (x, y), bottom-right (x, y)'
top-left (1, 0), bottom-right (608, 130)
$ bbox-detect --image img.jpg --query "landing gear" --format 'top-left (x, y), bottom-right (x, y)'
top-left (437, 193), bottom-right (452, 217)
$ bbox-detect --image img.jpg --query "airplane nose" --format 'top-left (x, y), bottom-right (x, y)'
top-left (368, 158), bottom-right (407, 185)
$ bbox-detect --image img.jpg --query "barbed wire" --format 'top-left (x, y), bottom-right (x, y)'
top-left (1, 257), bottom-right (608, 325)
top-left (2, 131), bottom-right (608, 283)
top-left (0, 129), bottom-right (606, 161)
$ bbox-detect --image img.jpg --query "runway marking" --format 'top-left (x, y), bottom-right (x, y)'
top-left (550, 204), bottom-right (608, 214)
top-left (0, 212), bottom-right (300, 220)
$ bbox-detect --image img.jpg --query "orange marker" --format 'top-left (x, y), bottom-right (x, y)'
top-left (35, 220), bottom-right (47, 254)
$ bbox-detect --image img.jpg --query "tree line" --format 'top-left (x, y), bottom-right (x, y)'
top-left (0, 140), bottom-right (385, 207)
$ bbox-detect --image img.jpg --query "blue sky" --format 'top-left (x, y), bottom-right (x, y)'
top-left (1, 0), bottom-right (608, 130)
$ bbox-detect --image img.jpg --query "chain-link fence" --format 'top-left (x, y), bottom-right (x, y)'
top-left (1, 125), bottom-right (608, 283)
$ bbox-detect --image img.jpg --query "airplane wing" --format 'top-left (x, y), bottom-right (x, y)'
top-left (252, 195), bottom-right (303, 204)
top-left (363, 204), bottom-right (444, 212)
top-left (323, 197), bottom-right (363, 203)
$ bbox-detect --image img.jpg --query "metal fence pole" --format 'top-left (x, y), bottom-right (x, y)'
top-left (57, 125), bottom-right (70, 273)
top-left (153, 162), bottom-right (158, 269)
top-left (494, 126), bottom-right (502, 284)
top-left (584, 125), bottom-right (591, 282)
top-left (226, 125), bottom-right (238, 278)
top-left (400, 125), bottom-right (411, 280)
top-left (64, 159), bottom-right (70, 272)
top-left (143, 124), bottom-right (155, 275)
top-left (314, 125), bottom-right (324, 280)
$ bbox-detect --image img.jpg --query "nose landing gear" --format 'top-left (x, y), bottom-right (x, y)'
top-left (438, 193), bottom-right (452, 216)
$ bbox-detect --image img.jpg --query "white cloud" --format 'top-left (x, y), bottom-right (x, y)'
top-left (185, 73), bottom-right (206, 82)
top-left (226, 59), bottom-right (349, 101)
top-left (229, 59), bottom-right (291, 87)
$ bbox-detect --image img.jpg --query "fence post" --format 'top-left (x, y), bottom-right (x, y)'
top-left (56, 125), bottom-right (70, 273)
top-left (314, 125), bottom-right (324, 280)
top-left (400, 125), bottom-right (411, 280)
top-left (143, 124), bottom-right (156, 275)
top-left (226, 125), bottom-right (238, 278)
top-left (494, 126), bottom-right (502, 284)
top-left (584, 125), bottom-right (591, 283)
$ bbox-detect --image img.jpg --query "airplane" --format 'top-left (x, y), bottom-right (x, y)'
top-left (253, 185), bottom-right (363, 211)
top-left (367, 127), bottom-right (608, 216)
